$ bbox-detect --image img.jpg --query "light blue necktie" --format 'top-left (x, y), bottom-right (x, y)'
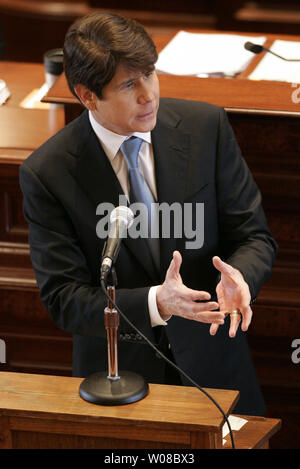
top-left (120, 136), bottom-right (159, 271)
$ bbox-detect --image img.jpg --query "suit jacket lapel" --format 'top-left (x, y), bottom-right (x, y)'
top-left (152, 106), bottom-right (190, 280)
top-left (75, 111), bottom-right (123, 208)
top-left (75, 111), bottom-right (159, 283)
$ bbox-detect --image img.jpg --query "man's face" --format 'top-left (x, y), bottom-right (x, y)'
top-left (90, 63), bottom-right (160, 135)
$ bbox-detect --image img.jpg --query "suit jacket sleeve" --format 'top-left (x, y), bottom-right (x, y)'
top-left (216, 108), bottom-right (277, 300)
top-left (19, 163), bottom-right (153, 340)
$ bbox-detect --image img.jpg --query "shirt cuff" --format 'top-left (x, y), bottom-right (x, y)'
top-left (148, 286), bottom-right (169, 327)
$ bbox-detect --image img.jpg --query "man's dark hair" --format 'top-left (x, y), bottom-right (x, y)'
top-left (63, 12), bottom-right (158, 99)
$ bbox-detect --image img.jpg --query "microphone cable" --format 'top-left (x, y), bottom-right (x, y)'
top-left (100, 279), bottom-right (236, 449)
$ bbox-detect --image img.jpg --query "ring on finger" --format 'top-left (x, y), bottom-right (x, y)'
top-left (229, 309), bottom-right (241, 317)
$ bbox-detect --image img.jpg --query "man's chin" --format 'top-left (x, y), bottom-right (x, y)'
top-left (135, 115), bottom-right (157, 133)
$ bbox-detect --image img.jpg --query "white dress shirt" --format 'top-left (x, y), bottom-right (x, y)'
top-left (89, 111), bottom-right (167, 327)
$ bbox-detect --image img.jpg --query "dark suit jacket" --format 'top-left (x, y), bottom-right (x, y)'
top-left (19, 98), bottom-right (277, 415)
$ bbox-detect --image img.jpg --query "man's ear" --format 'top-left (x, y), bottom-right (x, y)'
top-left (74, 84), bottom-right (97, 110)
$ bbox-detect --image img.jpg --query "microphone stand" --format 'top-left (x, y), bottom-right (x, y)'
top-left (79, 266), bottom-right (149, 405)
top-left (105, 271), bottom-right (119, 381)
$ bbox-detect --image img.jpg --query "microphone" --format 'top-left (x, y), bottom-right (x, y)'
top-left (101, 205), bottom-right (134, 281)
top-left (244, 41), bottom-right (300, 62)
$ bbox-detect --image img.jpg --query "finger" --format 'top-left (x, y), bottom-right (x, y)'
top-left (165, 250), bottom-right (182, 281)
top-left (177, 299), bottom-right (219, 317)
top-left (210, 323), bottom-right (220, 336)
top-left (212, 256), bottom-right (236, 277)
top-left (229, 312), bottom-right (242, 338)
top-left (193, 306), bottom-right (226, 321)
top-left (188, 289), bottom-right (212, 302)
top-left (177, 301), bottom-right (224, 321)
top-left (187, 311), bottom-right (225, 323)
top-left (172, 250), bottom-right (182, 270)
top-left (189, 301), bottom-right (220, 313)
top-left (240, 305), bottom-right (253, 331)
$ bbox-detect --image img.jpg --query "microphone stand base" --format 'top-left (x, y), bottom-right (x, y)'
top-left (79, 371), bottom-right (149, 405)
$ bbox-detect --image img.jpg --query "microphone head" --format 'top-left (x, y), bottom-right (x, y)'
top-left (110, 205), bottom-right (134, 229)
top-left (244, 41), bottom-right (263, 54)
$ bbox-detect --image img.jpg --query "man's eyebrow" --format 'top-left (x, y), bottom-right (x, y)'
top-left (114, 68), bottom-right (154, 90)
top-left (116, 77), bottom-right (136, 89)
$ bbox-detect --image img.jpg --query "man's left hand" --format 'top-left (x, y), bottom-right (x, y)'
top-left (210, 256), bottom-right (253, 338)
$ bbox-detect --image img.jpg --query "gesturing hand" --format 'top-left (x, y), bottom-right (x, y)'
top-left (210, 256), bottom-right (253, 338)
top-left (156, 251), bottom-right (225, 325)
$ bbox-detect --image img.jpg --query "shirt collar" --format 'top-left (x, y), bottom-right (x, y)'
top-left (88, 111), bottom-right (151, 162)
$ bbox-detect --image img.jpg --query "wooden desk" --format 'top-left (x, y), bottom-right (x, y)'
top-left (0, 60), bottom-right (65, 265)
top-left (222, 415), bottom-right (281, 449)
top-left (0, 372), bottom-right (281, 449)
top-left (48, 71), bottom-right (300, 125)
top-left (0, 61), bottom-right (65, 150)
top-left (45, 30), bottom-right (300, 121)
top-left (0, 372), bottom-right (238, 449)
top-left (0, 61), bottom-right (65, 266)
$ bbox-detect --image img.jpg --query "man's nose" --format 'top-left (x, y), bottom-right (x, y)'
top-left (137, 80), bottom-right (155, 104)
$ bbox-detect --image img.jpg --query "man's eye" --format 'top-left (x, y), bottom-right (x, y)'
top-left (125, 81), bottom-right (135, 89)
top-left (144, 71), bottom-right (153, 79)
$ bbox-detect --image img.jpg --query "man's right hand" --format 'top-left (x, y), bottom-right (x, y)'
top-left (156, 251), bottom-right (225, 325)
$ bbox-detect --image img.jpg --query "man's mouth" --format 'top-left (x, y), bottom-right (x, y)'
top-left (137, 109), bottom-right (155, 120)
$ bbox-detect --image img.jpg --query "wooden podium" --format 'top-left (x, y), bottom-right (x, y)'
top-left (0, 372), bottom-right (280, 449)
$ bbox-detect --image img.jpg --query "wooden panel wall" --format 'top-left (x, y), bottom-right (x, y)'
top-left (0, 0), bottom-right (216, 62)
top-left (0, 156), bottom-right (73, 376)
top-left (215, 0), bottom-right (300, 35)
top-left (229, 112), bottom-right (300, 449)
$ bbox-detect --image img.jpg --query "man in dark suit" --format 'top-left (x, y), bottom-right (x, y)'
top-left (19, 12), bottom-right (277, 415)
